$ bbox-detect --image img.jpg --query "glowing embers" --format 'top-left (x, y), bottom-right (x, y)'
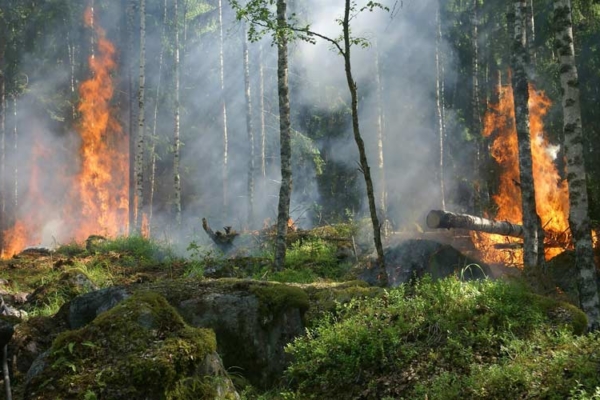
top-left (473, 81), bottom-right (571, 265)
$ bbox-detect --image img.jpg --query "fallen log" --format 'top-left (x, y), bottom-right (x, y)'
top-left (426, 210), bottom-right (524, 238)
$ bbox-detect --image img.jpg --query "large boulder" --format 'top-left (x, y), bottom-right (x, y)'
top-left (25, 291), bottom-right (239, 400)
top-left (359, 239), bottom-right (492, 287)
top-left (150, 279), bottom-right (309, 389)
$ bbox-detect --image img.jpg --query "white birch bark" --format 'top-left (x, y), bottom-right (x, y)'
top-left (135, 0), bottom-right (146, 233)
top-left (173, 0), bottom-right (182, 226)
top-left (218, 0), bottom-right (229, 209)
top-left (243, 23), bottom-right (255, 227)
top-left (554, 0), bottom-right (600, 330)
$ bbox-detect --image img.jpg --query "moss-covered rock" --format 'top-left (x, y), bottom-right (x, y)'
top-left (149, 279), bottom-right (308, 389)
top-left (25, 291), bottom-right (238, 400)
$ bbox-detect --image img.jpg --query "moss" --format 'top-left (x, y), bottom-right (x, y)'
top-left (27, 291), bottom-right (218, 399)
top-left (302, 280), bottom-right (383, 325)
top-left (248, 282), bottom-right (310, 324)
top-left (533, 294), bottom-right (588, 335)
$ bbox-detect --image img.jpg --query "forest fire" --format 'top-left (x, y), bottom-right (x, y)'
top-left (0, 7), bottom-right (128, 258)
top-left (68, 6), bottom-right (129, 240)
top-left (472, 81), bottom-right (571, 265)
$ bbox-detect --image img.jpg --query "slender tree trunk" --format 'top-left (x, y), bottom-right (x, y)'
top-left (243, 23), bottom-right (255, 227)
top-left (274, 0), bottom-right (292, 270)
top-left (509, 2), bottom-right (545, 271)
top-left (134, 0), bottom-right (146, 233)
top-left (12, 96), bottom-right (17, 213)
top-left (148, 0), bottom-right (168, 232)
top-left (173, 0), bottom-right (182, 225)
top-left (526, 0), bottom-right (536, 66)
top-left (127, 0), bottom-right (136, 233)
top-left (435, 0), bottom-right (446, 210)
top-left (218, 0), bottom-right (229, 210)
top-left (374, 41), bottom-right (388, 235)
top-left (554, 0), bottom-right (600, 330)
top-left (67, 23), bottom-right (77, 120)
top-left (0, 73), bottom-right (5, 251)
top-left (342, 0), bottom-right (387, 285)
top-left (471, 0), bottom-right (487, 213)
top-left (259, 43), bottom-right (266, 180)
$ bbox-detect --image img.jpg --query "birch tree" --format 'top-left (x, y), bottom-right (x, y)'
top-left (232, 0), bottom-right (389, 282)
top-left (230, 0), bottom-right (293, 270)
top-left (243, 22), bottom-right (256, 227)
top-left (173, 0), bottom-right (182, 226)
top-left (509, 1), bottom-right (545, 271)
top-left (435, 0), bottom-right (446, 210)
top-left (148, 0), bottom-right (168, 231)
top-left (218, 0), bottom-right (230, 209)
top-left (273, 0), bottom-right (292, 270)
top-left (134, 0), bottom-right (146, 233)
top-left (554, 0), bottom-right (600, 330)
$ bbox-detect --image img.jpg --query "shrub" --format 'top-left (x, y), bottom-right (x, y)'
top-left (284, 277), bottom-right (598, 399)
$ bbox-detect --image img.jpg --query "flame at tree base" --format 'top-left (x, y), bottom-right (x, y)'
top-left (472, 80), bottom-right (571, 266)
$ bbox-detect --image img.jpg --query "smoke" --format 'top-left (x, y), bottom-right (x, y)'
top-left (2, 0), bottom-right (464, 255)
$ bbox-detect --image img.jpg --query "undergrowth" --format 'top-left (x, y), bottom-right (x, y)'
top-left (283, 276), bottom-right (599, 399)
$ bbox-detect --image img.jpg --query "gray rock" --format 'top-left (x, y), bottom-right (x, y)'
top-left (153, 280), bottom-right (308, 389)
top-left (66, 286), bottom-right (130, 329)
top-left (360, 239), bottom-right (491, 287)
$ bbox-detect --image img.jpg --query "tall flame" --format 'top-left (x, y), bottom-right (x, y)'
top-left (474, 80), bottom-right (571, 264)
top-left (1, 6), bottom-right (128, 258)
top-left (69, 6), bottom-right (129, 240)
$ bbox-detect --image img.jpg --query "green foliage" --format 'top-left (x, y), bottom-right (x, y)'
top-left (93, 235), bottom-right (174, 262)
top-left (284, 277), bottom-right (596, 399)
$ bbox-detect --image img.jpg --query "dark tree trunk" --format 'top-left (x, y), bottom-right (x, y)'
top-left (509, 2), bottom-right (545, 271)
top-left (274, 0), bottom-right (292, 270)
top-left (342, 0), bottom-right (387, 285)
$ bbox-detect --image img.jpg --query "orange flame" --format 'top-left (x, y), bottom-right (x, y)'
top-left (1, 6), bottom-right (127, 258)
top-left (68, 6), bottom-right (128, 241)
top-left (474, 80), bottom-right (571, 265)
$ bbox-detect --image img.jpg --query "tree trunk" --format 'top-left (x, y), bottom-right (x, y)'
top-left (509, 2), bottom-right (545, 271)
top-left (259, 43), bottom-right (266, 180)
top-left (554, 0), bottom-right (600, 330)
top-left (126, 0), bottom-right (136, 234)
top-left (173, 0), bottom-right (182, 226)
top-left (134, 0), bottom-right (146, 233)
top-left (218, 0), bottom-right (229, 210)
top-left (374, 41), bottom-right (388, 234)
top-left (435, 0), bottom-right (446, 210)
top-left (243, 23), bottom-right (255, 228)
top-left (342, 0), bottom-right (387, 285)
top-left (274, 0), bottom-right (292, 271)
top-left (0, 71), bottom-right (4, 251)
top-left (427, 209), bottom-right (525, 237)
top-left (12, 96), bottom-right (17, 213)
top-left (148, 0), bottom-right (168, 233)
top-left (526, 0), bottom-right (536, 66)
